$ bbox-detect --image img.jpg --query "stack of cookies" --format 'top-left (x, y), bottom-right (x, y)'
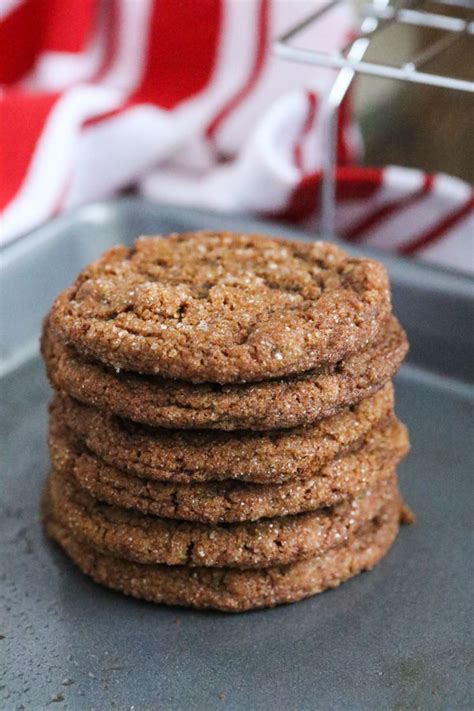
top-left (41, 231), bottom-right (410, 612)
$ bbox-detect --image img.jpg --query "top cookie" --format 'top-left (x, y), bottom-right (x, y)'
top-left (48, 231), bottom-right (391, 384)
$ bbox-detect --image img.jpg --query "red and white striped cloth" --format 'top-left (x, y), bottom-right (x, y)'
top-left (1, 0), bottom-right (472, 271)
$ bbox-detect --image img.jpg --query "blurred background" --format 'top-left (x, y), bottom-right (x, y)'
top-left (1, 0), bottom-right (472, 271)
top-left (353, 0), bottom-right (473, 183)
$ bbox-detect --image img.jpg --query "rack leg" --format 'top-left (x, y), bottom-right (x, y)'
top-left (319, 38), bottom-right (371, 239)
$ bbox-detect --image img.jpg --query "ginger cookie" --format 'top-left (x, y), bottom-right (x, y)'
top-left (50, 417), bottom-right (408, 523)
top-left (45, 468), bottom-right (399, 569)
top-left (48, 383), bottom-right (399, 483)
top-left (47, 232), bottom-right (391, 384)
top-left (42, 315), bottom-right (407, 431)
top-left (43, 494), bottom-right (401, 612)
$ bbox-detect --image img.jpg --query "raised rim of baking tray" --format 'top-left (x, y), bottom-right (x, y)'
top-left (1, 198), bottom-right (473, 710)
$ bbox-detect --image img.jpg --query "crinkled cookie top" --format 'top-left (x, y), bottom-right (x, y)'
top-left (49, 231), bottom-right (390, 383)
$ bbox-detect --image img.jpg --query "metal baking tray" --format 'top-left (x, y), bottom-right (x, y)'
top-left (1, 199), bottom-right (473, 710)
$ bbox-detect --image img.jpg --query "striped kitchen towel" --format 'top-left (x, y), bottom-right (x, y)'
top-left (1, 0), bottom-right (472, 271)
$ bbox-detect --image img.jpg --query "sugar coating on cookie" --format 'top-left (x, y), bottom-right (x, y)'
top-left (48, 384), bottom-right (403, 484)
top-left (42, 315), bottom-right (407, 430)
top-left (46, 468), bottom-right (399, 569)
top-left (48, 232), bottom-right (391, 383)
top-left (41, 231), bottom-right (411, 612)
top-left (49, 417), bottom-right (408, 523)
top-left (43, 494), bottom-right (401, 612)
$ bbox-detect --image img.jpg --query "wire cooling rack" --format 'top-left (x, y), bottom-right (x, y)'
top-left (273, 0), bottom-right (474, 235)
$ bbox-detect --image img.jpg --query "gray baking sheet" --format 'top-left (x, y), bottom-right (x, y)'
top-left (1, 200), bottom-right (473, 710)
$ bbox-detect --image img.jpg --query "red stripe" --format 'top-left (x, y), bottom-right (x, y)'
top-left (42, 0), bottom-right (97, 54)
top-left (0, 91), bottom-right (60, 209)
top-left (205, 0), bottom-right (269, 142)
top-left (335, 166), bottom-right (384, 200)
top-left (269, 171), bottom-right (321, 223)
top-left (0, 0), bottom-right (45, 84)
top-left (134, 0), bottom-right (222, 109)
top-left (84, 0), bottom-right (223, 128)
top-left (342, 173), bottom-right (434, 241)
top-left (82, 102), bottom-right (132, 128)
top-left (399, 195), bottom-right (474, 255)
top-left (293, 91), bottom-right (317, 171)
top-left (90, 0), bottom-right (119, 83)
top-left (269, 166), bottom-right (384, 223)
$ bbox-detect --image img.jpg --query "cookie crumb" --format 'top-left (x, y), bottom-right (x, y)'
top-left (400, 503), bottom-right (416, 525)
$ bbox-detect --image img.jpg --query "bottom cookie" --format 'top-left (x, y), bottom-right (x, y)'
top-left (43, 495), bottom-right (401, 612)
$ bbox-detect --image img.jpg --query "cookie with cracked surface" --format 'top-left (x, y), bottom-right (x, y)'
top-left (42, 315), bottom-right (407, 431)
top-left (49, 383), bottom-right (398, 483)
top-left (43, 494), bottom-right (401, 612)
top-left (50, 417), bottom-right (408, 523)
top-left (47, 232), bottom-right (391, 384)
top-left (45, 467), bottom-right (399, 569)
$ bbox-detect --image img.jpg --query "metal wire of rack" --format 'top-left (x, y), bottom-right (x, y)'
top-left (273, 0), bottom-right (474, 236)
